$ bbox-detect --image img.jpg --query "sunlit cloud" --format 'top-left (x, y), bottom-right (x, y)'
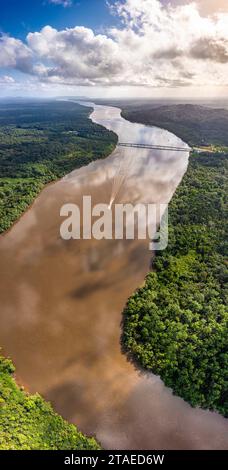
top-left (0, 0), bottom-right (228, 92)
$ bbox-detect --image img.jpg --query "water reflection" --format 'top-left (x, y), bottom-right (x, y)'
top-left (0, 103), bottom-right (227, 450)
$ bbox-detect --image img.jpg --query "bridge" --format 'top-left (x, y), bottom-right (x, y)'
top-left (118, 142), bottom-right (191, 152)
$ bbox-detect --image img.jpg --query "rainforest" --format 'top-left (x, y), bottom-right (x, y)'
top-left (0, 100), bottom-right (227, 452)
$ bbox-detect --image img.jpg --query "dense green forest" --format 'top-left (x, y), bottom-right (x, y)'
top-left (122, 131), bottom-right (228, 416)
top-left (0, 99), bottom-right (227, 446)
top-left (0, 354), bottom-right (100, 450)
top-left (0, 100), bottom-right (116, 449)
top-left (0, 100), bottom-right (117, 233)
top-left (121, 103), bottom-right (228, 147)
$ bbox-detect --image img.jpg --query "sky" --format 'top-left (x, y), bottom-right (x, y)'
top-left (0, 0), bottom-right (228, 98)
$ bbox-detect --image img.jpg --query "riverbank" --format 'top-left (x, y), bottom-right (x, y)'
top-left (122, 145), bottom-right (228, 416)
top-left (1, 101), bottom-right (227, 450)
top-left (120, 103), bottom-right (228, 148)
top-left (0, 100), bottom-right (117, 450)
top-left (0, 354), bottom-right (100, 450)
top-left (0, 100), bottom-right (117, 234)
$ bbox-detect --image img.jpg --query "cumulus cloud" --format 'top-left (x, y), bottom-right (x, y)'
top-left (1, 0), bottom-right (228, 89)
top-left (0, 35), bottom-right (32, 73)
top-left (162, 1), bottom-right (228, 16)
top-left (190, 37), bottom-right (228, 63)
top-left (27, 25), bottom-right (123, 84)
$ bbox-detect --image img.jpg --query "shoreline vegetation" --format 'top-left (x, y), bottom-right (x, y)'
top-left (120, 103), bottom-right (228, 148)
top-left (0, 100), bottom-right (227, 449)
top-left (0, 354), bottom-right (100, 450)
top-left (121, 104), bottom-right (228, 417)
top-left (0, 100), bottom-right (117, 234)
top-left (0, 100), bottom-right (117, 450)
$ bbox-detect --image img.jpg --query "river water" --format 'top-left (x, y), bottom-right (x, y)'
top-left (0, 103), bottom-right (227, 449)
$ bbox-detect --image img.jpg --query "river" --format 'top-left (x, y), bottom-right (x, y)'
top-left (0, 102), bottom-right (227, 449)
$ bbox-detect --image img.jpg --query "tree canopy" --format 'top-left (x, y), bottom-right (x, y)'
top-left (123, 150), bottom-right (228, 416)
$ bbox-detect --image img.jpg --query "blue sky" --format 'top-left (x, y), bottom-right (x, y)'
top-left (0, 0), bottom-right (116, 39)
top-left (0, 0), bottom-right (228, 98)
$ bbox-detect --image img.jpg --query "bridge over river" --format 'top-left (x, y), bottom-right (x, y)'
top-left (118, 142), bottom-right (191, 152)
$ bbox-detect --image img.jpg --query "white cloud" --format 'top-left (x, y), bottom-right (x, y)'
top-left (162, 1), bottom-right (228, 16)
top-left (27, 25), bottom-right (123, 85)
top-left (48, 0), bottom-right (73, 7)
top-left (0, 75), bottom-right (15, 84)
top-left (1, 0), bottom-right (228, 90)
top-left (0, 35), bottom-right (32, 73)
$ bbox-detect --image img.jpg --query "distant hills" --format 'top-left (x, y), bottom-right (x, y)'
top-left (121, 103), bottom-right (228, 147)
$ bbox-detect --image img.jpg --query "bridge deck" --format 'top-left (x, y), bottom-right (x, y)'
top-left (118, 142), bottom-right (190, 152)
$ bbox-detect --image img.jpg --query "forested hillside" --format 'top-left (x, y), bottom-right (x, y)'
top-left (123, 147), bottom-right (228, 416)
top-left (0, 354), bottom-right (100, 450)
top-left (122, 104), bottom-right (228, 147)
top-left (0, 100), bottom-right (117, 233)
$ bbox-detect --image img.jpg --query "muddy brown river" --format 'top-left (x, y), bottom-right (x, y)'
top-left (0, 102), bottom-right (227, 449)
